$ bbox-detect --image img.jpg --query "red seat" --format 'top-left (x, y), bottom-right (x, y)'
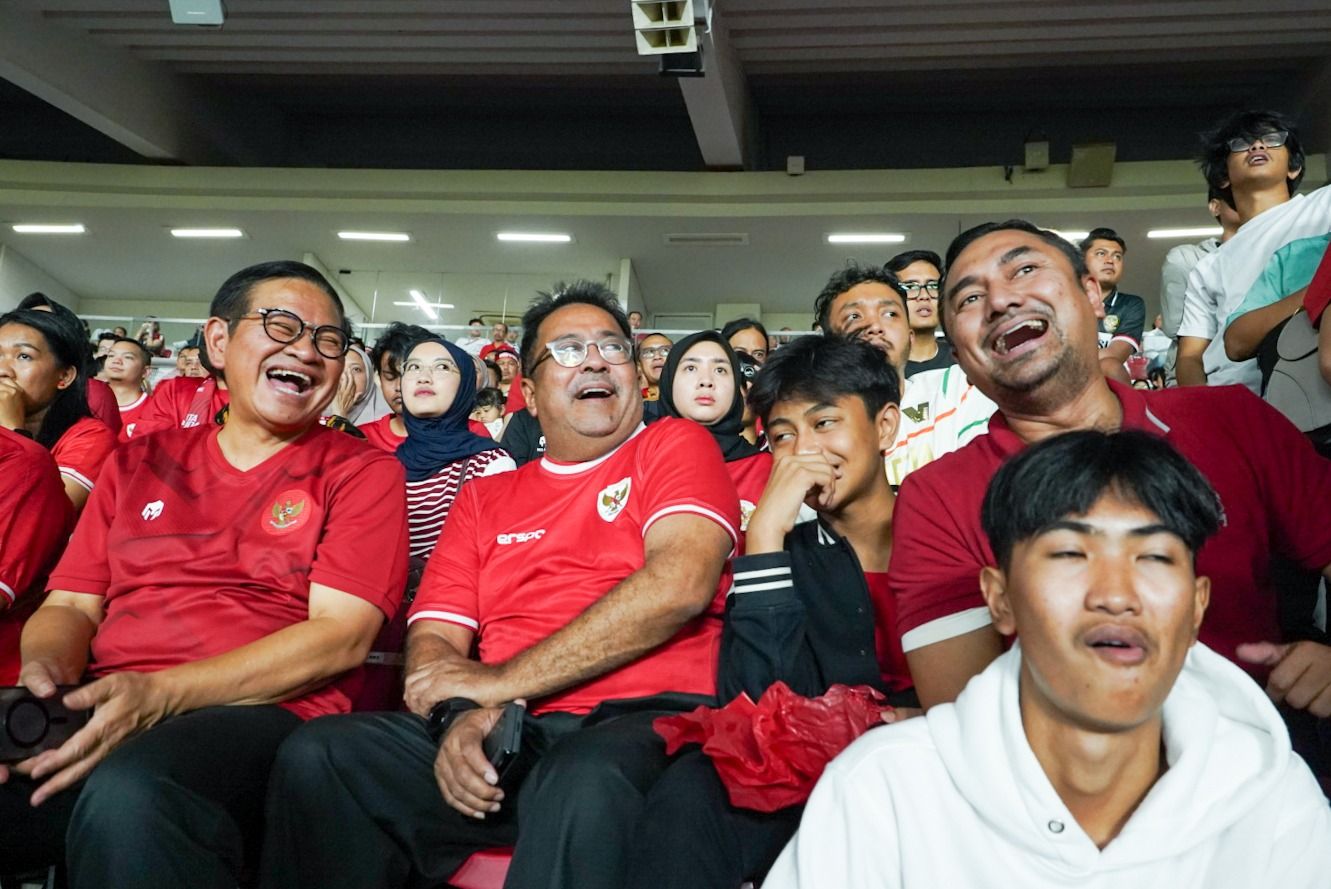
top-left (447, 847), bottom-right (512, 889)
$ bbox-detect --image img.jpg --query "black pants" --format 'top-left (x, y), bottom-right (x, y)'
top-left (0, 705), bottom-right (300, 889)
top-left (624, 747), bottom-right (803, 889)
top-left (259, 696), bottom-right (706, 889)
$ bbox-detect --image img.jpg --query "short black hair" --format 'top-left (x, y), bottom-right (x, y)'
top-left (468, 317), bottom-right (484, 326)
top-left (0, 308), bottom-right (93, 449)
top-left (940, 220), bottom-right (1088, 335)
top-left (1079, 228), bottom-right (1126, 254)
top-left (884, 249), bottom-right (943, 276)
top-left (721, 317), bottom-right (769, 345)
top-left (96, 331), bottom-right (117, 343)
top-left (981, 430), bottom-right (1222, 571)
top-left (210, 260), bottom-right (347, 333)
top-left (813, 262), bottom-right (905, 334)
top-left (474, 387), bottom-right (506, 410)
top-left (520, 280), bottom-right (629, 376)
top-left (1199, 109), bottom-right (1305, 197)
top-left (747, 333), bottom-right (901, 426)
top-left (1206, 184), bottom-right (1236, 210)
top-left (110, 336), bottom-right (151, 364)
top-left (370, 321), bottom-right (433, 376)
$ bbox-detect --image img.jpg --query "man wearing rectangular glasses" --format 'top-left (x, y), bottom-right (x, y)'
top-left (887, 249), bottom-right (956, 378)
top-left (1177, 109), bottom-right (1331, 391)
top-left (0, 261), bottom-right (410, 889)
top-left (261, 280), bottom-right (740, 889)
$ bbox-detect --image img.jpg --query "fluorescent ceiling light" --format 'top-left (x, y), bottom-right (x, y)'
top-left (393, 300), bottom-right (455, 310)
top-left (496, 232), bottom-right (573, 243)
top-left (1147, 226), bottom-right (1224, 240)
top-left (338, 231), bottom-right (411, 242)
top-left (826, 233), bottom-right (907, 244)
top-left (1048, 229), bottom-right (1090, 243)
top-left (12, 223), bottom-right (85, 234)
top-left (170, 227), bottom-right (244, 239)
top-left (408, 289), bottom-right (438, 320)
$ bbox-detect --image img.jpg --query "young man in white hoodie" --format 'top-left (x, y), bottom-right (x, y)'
top-left (766, 429), bottom-right (1331, 889)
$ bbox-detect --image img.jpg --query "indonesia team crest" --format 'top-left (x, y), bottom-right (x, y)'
top-left (264, 489), bottom-right (312, 536)
top-left (597, 477), bottom-right (632, 523)
top-left (1103, 314), bottom-right (1120, 334)
top-left (739, 500), bottom-right (756, 532)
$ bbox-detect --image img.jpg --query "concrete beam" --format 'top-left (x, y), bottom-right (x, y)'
top-left (0, 6), bottom-right (284, 165)
top-left (677, 8), bottom-right (757, 171)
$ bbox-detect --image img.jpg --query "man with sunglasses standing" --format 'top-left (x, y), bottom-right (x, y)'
top-left (888, 250), bottom-right (956, 378)
top-left (1178, 110), bottom-right (1330, 391)
top-left (260, 280), bottom-right (740, 889)
top-left (0, 261), bottom-right (409, 889)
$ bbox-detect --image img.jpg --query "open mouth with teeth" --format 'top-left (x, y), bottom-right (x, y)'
top-left (1084, 626), bottom-right (1148, 665)
top-left (575, 385), bottom-right (613, 400)
top-left (266, 368), bottom-right (314, 395)
top-left (993, 319), bottom-right (1049, 356)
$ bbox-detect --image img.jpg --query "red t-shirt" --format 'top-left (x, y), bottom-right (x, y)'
top-left (0, 429), bottom-right (74, 684)
top-left (728, 451), bottom-right (772, 549)
top-left (865, 571), bottom-right (911, 694)
top-left (358, 413), bottom-right (406, 453)
top-left (86, 379), bottom-right (122, 436)
top-left (133, 377), bottom-right (230, 437)
top-left (116, 391), bottom-right (152, 442)
top-left (48, 425), bottom-right (410, 720)
top-left (890, 381), bottom-right (1331, 677)
top-left (51, 416), bottom-right (116, 495)
top-left (409, 419), bottom-right (740, 715)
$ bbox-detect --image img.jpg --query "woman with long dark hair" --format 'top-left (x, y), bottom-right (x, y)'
top-left (0, 307), bottom-right (116, 512)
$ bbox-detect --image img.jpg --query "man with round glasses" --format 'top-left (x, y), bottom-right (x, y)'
top-left (1178, 109), bottom-right (1331, 391)
top-left (0, 260), bottom-right (410, 888)
top-left (887, 249), bottom-right (956, 377)
top-left (261, 279), bottom-right (740, 889)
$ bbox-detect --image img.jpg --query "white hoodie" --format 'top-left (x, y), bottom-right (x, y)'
top-left (764, 643), bottom-right (1331, 889)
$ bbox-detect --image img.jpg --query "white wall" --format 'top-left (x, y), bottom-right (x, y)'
top-left (0, 242), bottom-right (81, 312)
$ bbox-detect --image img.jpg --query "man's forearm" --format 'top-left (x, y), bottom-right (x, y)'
top-left (21, 605), bottom-right (98, 683)
top-left (1175, 337), bottom-right (1210, 387)
top-left (1224, 290), bottom-right (1304, 361)
top-left (150, 612), bottom-right (378, 715)
top-left (496, 531), bottom-right (729, 702)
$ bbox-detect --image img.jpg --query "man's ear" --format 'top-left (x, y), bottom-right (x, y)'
top-left (875, 402), bottom-right (900, 454)
top-left (520, 374), bottom-right (538, 419)
top-left (203, 317), bottom-right (230, 374)
top-left (980, 565), bottom-right (1017, 636)
top-left (1207, 197), bottom-right (1222, 220)
top-left (1083, 274), bottom-right (1105, 319)
top-left (1191, 575), bottom-right (1212, 640)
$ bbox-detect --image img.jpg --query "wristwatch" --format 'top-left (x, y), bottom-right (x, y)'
top-left (426, 697), bottom-right (480, 744)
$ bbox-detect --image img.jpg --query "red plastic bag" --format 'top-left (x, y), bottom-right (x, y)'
top-left (653, 682), bottom-right (890, 812)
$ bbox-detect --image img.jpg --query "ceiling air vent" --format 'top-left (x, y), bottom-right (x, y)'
top-left (663, 233), bottom-right (749, 246)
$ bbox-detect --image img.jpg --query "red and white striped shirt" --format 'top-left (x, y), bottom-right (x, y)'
top-left (406, 448), bottom-right (515, 558)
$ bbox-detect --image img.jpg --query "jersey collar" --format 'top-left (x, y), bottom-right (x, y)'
top-left (985, 379), bottom-right (1169, 456)
top-left (539, 423), bottom-right (646, 475)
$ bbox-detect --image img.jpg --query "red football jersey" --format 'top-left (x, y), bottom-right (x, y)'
top-left (50, 416), bottom-right (116, 495)
top-left (86, 379), bottom-right (122, 436)
top-left (410, 419), bottom-right (740, 715)
top-left (133, 376), bottom-right (230, 437)
top-left (116, 391), bottom-right (151, 442)
top-left (0, 429), bottom-right (74, 683)
top-left (358, 413), bottom-right (406, 453)
top-left (728, 451), bottom-right (772, 550)
top-left (48, 425), bottom-right (410, 719)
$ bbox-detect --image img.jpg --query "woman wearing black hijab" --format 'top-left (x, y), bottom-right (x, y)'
top-left (656, 330), bottom-right (771, 548)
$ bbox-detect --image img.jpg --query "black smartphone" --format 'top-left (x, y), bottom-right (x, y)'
top-left (481, 702), bottom-right (524, 781)
top-left (0, 686), bottom-right (90, 763)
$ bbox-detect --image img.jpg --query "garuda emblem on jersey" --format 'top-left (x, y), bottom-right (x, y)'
top-left (1103, 314), bottom-right (1120, 334)
top-left (597, 477), bottom-right (632, 523)
top-left (264, 489), bottom-right (312, 535)
top-left (902, 403), bottom-right (929, 424)
top-left (739, 499), bottom-right (756, 532)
